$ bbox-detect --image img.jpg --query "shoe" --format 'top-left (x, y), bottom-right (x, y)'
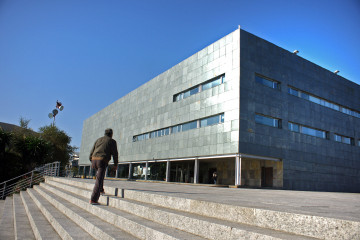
top-left (89, 200), bottom-right (100, 205)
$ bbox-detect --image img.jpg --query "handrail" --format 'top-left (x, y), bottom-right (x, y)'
top-left (0, 161), bottom-right (60, 200)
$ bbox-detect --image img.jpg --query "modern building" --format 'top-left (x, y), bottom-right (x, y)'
top-left (79, 27), bottom-right (360, 192)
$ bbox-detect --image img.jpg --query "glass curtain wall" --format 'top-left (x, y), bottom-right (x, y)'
top-left (148, 162), bottom-right (167, 181)
top-left (131, 163), bottom-right (147, 180)
top-left (118, 164), bottom-right (129, 178)
top-left (170, 160), bottom-right (195, 183)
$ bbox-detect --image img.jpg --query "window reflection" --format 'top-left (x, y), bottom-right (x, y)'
top-left (174, 74), bottom-right (225, 102)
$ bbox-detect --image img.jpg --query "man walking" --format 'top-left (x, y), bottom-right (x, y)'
top-left (89, 128), bottom-right (118, 205)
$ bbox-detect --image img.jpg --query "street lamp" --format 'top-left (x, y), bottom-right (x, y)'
top-left (48, 100), bottom-right (64, 124)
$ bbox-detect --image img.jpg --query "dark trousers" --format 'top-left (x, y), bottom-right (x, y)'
top-left (91, 160), bottom-right (107, 202)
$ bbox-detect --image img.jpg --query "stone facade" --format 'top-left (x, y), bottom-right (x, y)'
top-left (80, 29), bottom-right (240, 162)
top-left (239, 30), bottom-right (360, 192)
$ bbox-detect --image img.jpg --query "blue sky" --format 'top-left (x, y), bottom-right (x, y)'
top-left (0, 0), bottom-right (359, 149)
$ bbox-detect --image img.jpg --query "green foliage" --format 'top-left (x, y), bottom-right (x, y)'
top-left (0, 128), bottom-right (13, 154)
top-left (19, 117), bottom-right (31, 129)
top-left (14, 135), bottom-right (51, 171)
top-left (0, 127), bottom-right (22, 182)
top-left (39, 125), bottom-right (76, 169)
top-left (0, 123), bottom-right (75, 183)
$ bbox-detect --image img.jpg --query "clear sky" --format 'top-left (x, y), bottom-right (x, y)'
top-left (0, 0), bottom-right (359, 149)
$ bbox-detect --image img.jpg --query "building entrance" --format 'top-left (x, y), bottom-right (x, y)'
top-left (241, 158), bottom-right (282, 188)
top-left (208, 168), bottom-right (217, 184)
top-left (261, 167), bottom-right (273, 187)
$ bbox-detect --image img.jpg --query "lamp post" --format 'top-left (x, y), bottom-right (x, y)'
top-left (48, 100), bottom-right (64, 124)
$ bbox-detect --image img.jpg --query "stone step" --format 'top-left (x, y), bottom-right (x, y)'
top-left (33, 185), bottom-right (139, 240)
top-left (20, 191), bottom-right (61, 240)
top-left (13, 194), bottom-right (35, 240)
top-left (46, 177), bottom-right (360, 240)
top-left (0, 196), bottom-right (15, 240)
top-left (27, 188), bottom-right (94, 239)
top-left (46, 179), bottom-right (315, 240)
top-left (40, 182), bottom-right (206, 240)
top-left (0, 200), bottom-right (4, 222)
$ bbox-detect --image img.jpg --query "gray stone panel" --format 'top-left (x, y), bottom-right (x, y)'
top-left (239, 29), bottom-right (360, 192)
top-left (80, 29), bottom-right (240, 164)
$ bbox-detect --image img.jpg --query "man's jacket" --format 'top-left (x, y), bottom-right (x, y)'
top-left (89, 135), bottom-right (118, 166)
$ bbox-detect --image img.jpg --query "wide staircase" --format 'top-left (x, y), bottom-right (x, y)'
top-left (0, 177), bottom-right (359, 239)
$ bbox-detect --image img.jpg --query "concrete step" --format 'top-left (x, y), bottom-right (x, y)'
top-left (27, 188), bottom-right (94, 239)
top-left (46, 177), bottom-right (360, 240)
top-left (20, 191), bottom-right (62, 240)
top-left (33, 185), bottom-right (139, 240)
top-left (46, 179), bottom-right (315, 240)
top-left (0, 200), bottom-right (4, 222)
top-left (40, 182), bottom-right (206, 240)
top-left (13, 194), bottom-right (35, 240)
top-left (0, 196), bottom-right (15, 240)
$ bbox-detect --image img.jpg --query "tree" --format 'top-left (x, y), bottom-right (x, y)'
top-left (0, 127), bottom-right (22, 183)
top-left (14, 135), bottom-right (50, 172)
top-left (19, 117), bottom-right (31, 129)
top-left (0, 123), bottom-right (75, 182)
top-left (0, 127), bottom-right (12, 155)
top-left (39, 125), bottom-right (76, 168)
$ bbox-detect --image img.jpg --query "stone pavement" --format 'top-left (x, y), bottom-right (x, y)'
top-left (75, 178), bottom-right (360, 222)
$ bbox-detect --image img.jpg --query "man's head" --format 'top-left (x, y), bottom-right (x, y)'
top-left (105, 128), bottom-right (113, 137)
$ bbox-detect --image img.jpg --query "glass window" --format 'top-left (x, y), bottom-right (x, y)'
top-left (172, 125), bottom-right (181, 134)
top-left (255, 114), bottom-right (280, 128)
top-left (288, 87), bottom-right (299, 97)
top-left (335, 134), bottom-right (352, 145)
top-left (334, 134), bottom-right (342, 142)
top-left (342, 137), bottom-right (351, 145)
top-left (220, 113), bottom-right (224, 123)
top-left (152, 132), bottom-right (156, 138)
top-left (288, 86), bottom-right (360, 119)
top-left (331, 104), bottom-right (340, 111)
top-left (183, 90), bottom-right (190, 99)
top-left (309, 95), bottom-right (321, 104)
top-left (301, 126), bottom-right (317, 137)
top-left (256, 75), bottom-right (279, 89)
top-left (342, 107), bottom-right (351, 115)
top-left (190, 87), bottom-right (199, 96)
top-left (301, 92), bottom-right (309, 100)
top-left (301, 126), bottom-right (326, 139)
top-left (182, 121), bottom-right (198, 132)
top-left (174, 75), bottom-right (224, 101)
top-left (200, 115), bottom-right (220, 127)
top-left (202, 76), bottom-right (223, 91)
top-left (324, 101), bottom-right (331, 108)
top-left (174, 93), bottom-right (183, 102)
top-left (288, 122), bottom-right (300, 132)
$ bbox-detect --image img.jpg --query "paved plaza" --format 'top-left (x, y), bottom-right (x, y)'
top-left (75, 177), bottom-right (360, 222)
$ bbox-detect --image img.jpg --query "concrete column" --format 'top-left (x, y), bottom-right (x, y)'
top-left (128, 163), bottom-right (132, 179)
top-left (235, 155), bottom-right (242, 186)
top-left (115, 165), bottom-right (120, 178)
top-left (105, 166), bottom-right (109, 178)
top-left (166, 160), bottom-right (170, 182)
top-left (145, 162), bottom-right (149, 180)
top-left (194, 159), bottom-right (199, 184)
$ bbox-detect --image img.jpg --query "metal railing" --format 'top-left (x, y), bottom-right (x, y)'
top-left (0, 161), bottom-right (60, 200)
